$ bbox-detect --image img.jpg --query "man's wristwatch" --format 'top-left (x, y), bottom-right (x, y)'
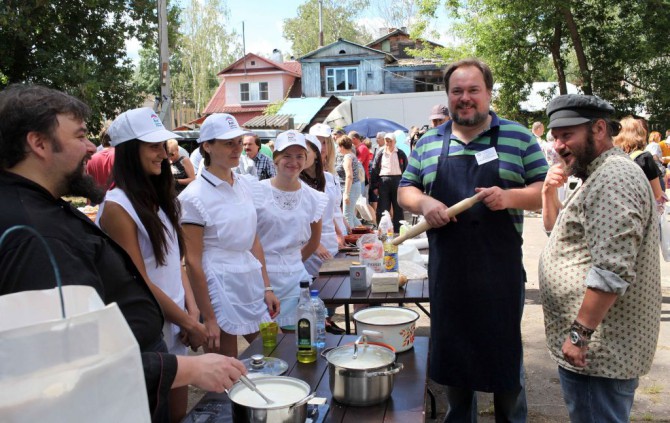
top-left (569, 320), bottom-right (595, 347)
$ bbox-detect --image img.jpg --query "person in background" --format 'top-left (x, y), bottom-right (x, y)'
top-left (540, 94), bottom-right (661, 423)
top-left (237, 133), bottom-right (276, 181)
top-left (98, 109), bottom-right (207, 422)
top-left (645, 130), bottom-right (666, 190)
top-left (0, 85), bottom-right (246, 422)
top-left (430, 104), bottom-right (449, 128)
top-left (532, 121), bottom-right (545, 143)
top-left (370, 132), bottom-right (408, 232)
top-left (254, 130), bottom-right (327, 331)
top-left (349, 130), bottom-right (371, 195)
top-left (179, 114), bottom-right (279, 358)
top-left (266, 140), bottom-right (275, 153)
top-left (332, 128), bottom-right (346, 142)
top-left (86, 125), bottom-right (115, 191)
top-left (336, 135), bottom-right (362, 228)
top-left (368, 132), bottom-right (386, 213)
top-left (613, 116), bottom-right (665, 204)
top-left (167, 139), bottom-right (195, 194)
top-left (399, 59), bottom-right (548, 422)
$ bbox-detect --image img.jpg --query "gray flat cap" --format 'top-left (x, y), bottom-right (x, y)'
top-left (546, 94), bottom-right (614, 129)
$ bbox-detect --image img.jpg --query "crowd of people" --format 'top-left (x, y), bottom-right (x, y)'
top-left (0, 56), bottom-right (665, 423)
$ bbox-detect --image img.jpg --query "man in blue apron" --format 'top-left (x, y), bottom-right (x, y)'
top-left (398, 59), bottom-right (548, 422)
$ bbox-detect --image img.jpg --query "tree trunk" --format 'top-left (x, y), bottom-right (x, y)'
top-left (560, 5), bottom-right (592, 95)
top-left (549, 22), bottom-right (568, 95)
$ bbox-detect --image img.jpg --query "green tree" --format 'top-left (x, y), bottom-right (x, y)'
top-left (415, 0), bottom-right (670, 125)
top-left (283, 0), bottom-right (375, 57)
top-left (0, 1), bottom-right (167, 132)
top-left (173, 0), bottom-right (242, 114)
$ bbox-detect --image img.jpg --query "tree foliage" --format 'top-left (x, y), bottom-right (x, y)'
top-left (172, 0), bottom-right (241, 114)
top-left (0, 0), bottom-right (168, 133)
top-left (416, 0), bottom-right (670, 126)
top-left (283, 0), bottom-right (375, 57)
top-left (372, 0), bottom-right (418, 31)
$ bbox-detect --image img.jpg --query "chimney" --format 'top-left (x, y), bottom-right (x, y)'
top-left (272, 49), bottom-right (283, 63)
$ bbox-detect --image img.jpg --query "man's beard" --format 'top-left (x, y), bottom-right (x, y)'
top-left (450, 104), bottom-right (489, 127)
top-left (565, 131), bottom-right (597, 180)
top-left (62, 162), bottom-right (106, 204)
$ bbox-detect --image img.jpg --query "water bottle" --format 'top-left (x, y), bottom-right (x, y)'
top-left (310, 289), bottom-right (327, 350)
top-left (296, 280), bottom-right (317, 363)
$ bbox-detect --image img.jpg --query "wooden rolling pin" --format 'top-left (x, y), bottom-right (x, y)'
top-left (392, 194), bottom-right (482, 245)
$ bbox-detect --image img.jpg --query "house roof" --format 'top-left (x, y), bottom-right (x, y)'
top-left (366, 28), bottom-right (443, 50)
top-left (276, 97), bottom-right (332, 125)
top-left (298, 38), bottom-right (395, 62)
top-left (203, 81), bottom-right (226, 115)
top-left (217, 53), bottom-right (301, 77)
top-left (244, 114), bottom-right (306, 131)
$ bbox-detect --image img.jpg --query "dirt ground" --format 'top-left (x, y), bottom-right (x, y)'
top-left (186, 217), bottom-right (670, 422)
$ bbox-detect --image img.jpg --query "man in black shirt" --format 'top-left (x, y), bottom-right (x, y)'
top-left (0, 84), bottom-right (246, 422)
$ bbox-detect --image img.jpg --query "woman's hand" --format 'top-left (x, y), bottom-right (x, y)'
top-left (315, 244), bottom-right (333, 261)
top-left (343, 193), bottom-right (350, 205)
top-left (203, 318), bottom-right (221, 351)
top-left (265, 291), bottom-right (280, 319)
top-left (185, 319), bottom-right (208, 350)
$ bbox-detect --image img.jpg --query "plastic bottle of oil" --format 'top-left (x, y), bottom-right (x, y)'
top-left (296, 280), bottom-right (317, 363)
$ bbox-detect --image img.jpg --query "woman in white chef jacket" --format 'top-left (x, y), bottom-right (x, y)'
top-left (179, 113), bottom-right (280, 357)
top-left (254, 130), bottom-right (328, 330)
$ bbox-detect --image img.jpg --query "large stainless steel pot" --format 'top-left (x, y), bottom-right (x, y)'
top-left (228, 376), bottom-right (314, 423)
top-left (322, 337), bottom-right (403, 406)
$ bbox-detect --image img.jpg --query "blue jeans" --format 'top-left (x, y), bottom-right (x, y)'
top-left (443, 363), bottom-right (527, 423)
top-left (343, 182), bottom-right (361, 228)
top-left (558, 366), bottom-right (638, 423)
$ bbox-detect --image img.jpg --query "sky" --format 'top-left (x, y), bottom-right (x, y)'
top-left (125, 0), bottom-right (452, 64)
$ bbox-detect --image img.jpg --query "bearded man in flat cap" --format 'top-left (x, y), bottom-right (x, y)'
top-left (539, 94), bottom-right (662, 422)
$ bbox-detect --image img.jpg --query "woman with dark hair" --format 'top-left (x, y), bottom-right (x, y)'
top-left (97, 107), bottom-right (207, 423)
top-left (179, 113), bottom-right (279, 357)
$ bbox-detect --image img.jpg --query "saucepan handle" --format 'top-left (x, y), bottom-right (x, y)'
top-left (366, 363), bottom-right (403, 377)
top-left (290, 392), bottom-right (316, 409)
top-left (361, 329), bottom-right (383, 338)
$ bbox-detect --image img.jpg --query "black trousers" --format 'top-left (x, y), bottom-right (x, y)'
top-left (376, 175), bottom-right (403, 232)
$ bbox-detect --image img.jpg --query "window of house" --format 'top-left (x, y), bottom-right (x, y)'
top-left (326, 66), bottom-right (358, 92)
top-left (240, 82), bottom-right (269, 102)
top-left (415, 77), bottom-right (443, 92)
top-left (381, 40), bottom-right (391, 52)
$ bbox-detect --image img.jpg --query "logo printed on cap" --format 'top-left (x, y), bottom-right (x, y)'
top-left (226, 116), bottom-right (238, 129)
top-left (287, 132), bottom-right (296, 141)
top-left (150, 113), bottom-right (162, 128)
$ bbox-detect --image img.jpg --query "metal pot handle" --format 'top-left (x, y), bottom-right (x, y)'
top-left (366, 363), bottom-right (403, 377)
top-left (361, 329), bottom-right (384, 338)
top-left (289, 392), bottom-right (316, 410)
top-left (320, 347), bottom-right (335, 358)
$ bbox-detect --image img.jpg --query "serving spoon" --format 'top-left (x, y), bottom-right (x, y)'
top-left (239, 375), bottom-right (274, 405)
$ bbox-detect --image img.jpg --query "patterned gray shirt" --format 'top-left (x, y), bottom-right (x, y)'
top-left (539, 147), bottom-right (662, 379)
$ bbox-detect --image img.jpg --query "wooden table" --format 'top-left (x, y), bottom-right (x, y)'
top-left (313, 273), bottom-right (430, 334)
top-left (182, 334), bottom-right (430, 423)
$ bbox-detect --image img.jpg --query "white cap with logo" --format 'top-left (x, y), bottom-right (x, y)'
top-left (304, 134), bottom-right (322, 153)
top-left (108, 107), bottom-right (180, 147)
top-left (275, 130), bottom-right (307, 152)
top-left (199, 113), bottom-right (252, 143)
top-left (308, 123), bottom-right (332, 138)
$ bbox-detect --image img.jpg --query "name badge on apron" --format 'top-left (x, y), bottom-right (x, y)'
top-left (475, 147), bottom-right (498, 165)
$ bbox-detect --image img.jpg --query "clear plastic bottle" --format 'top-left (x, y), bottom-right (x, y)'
top-left (296, 280), bottom-right (317, 363)
top-left (310, 289), bottom-right (327, 350)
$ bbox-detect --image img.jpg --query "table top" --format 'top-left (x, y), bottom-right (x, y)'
top-left (183, 334), bottom-right (429, 423)
top-left (313, 274), bottom-right (429, 305)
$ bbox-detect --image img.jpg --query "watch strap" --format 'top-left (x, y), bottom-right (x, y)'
top-left (571, 320), bottom-right (595, 338)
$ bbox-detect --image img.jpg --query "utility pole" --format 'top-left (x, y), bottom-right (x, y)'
top-left (318, 0), bottom-right (324, 47)
top-left (157, 0), bottom-right (172, 129)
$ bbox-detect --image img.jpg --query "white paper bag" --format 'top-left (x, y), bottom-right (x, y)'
top-left (0, 285), bottom-right (151, 423)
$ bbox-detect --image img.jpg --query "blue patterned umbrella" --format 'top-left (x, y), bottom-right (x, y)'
top-left (344, 118), bottom-right (408, 139)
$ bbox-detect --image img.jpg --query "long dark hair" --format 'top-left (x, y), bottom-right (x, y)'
top-left (112, 140), bottom-right (184, 265)
top-left (300, 142), bottom-right (326, 191)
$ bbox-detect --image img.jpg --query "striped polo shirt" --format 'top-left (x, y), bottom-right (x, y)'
top-left (399, 112), bottom-right (548, 234)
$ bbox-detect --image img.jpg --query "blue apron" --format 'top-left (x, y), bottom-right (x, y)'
top-left (427, 121), bottom-right (523, 392)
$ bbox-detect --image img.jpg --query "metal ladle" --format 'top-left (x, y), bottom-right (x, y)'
top-left (239, 375), bottom-right (274, 405)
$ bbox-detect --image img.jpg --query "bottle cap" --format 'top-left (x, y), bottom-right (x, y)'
top-left (310, 289), bottom-right (319, 296)
top-left (300, 280), bottom-right (310, 288)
